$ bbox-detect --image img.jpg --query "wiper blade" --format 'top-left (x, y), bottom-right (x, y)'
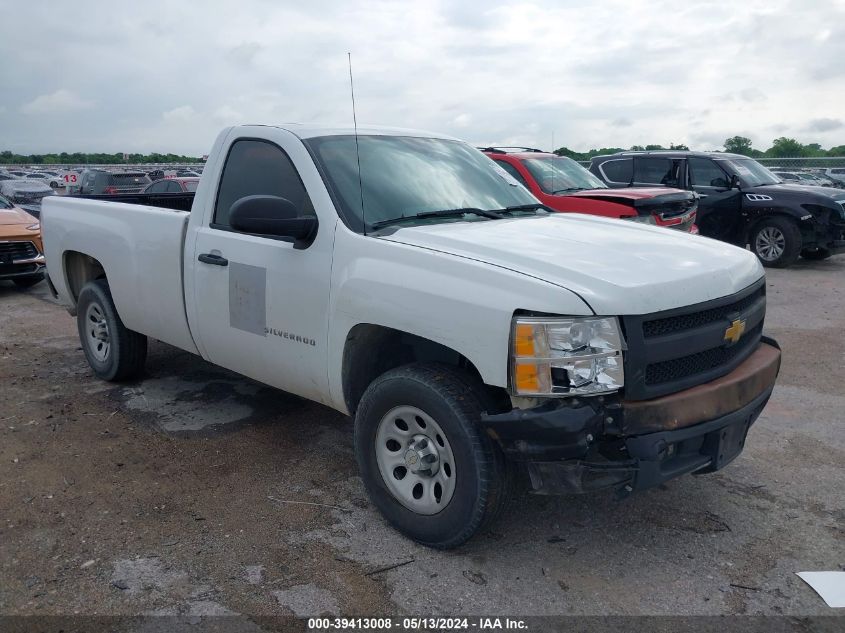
top-left (371, 207), bottom-right (503, 229)
top-left (552, 187), bottom-right (585, 194)
top-left (497, 203), bottom-right (549, 215)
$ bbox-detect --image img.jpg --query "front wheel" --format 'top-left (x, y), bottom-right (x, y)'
top-left (354, 364), bottom-right (510, 549)
top-left (76, 279), bottom-right (147, 381)
top-left (750, 217), bottom-right (802, 268)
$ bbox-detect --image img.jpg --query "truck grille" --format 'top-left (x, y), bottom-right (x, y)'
top-left (643, 285), bottom-right (766, 338)
top-left (622, 279), bottom-right (766, 401)
top-left (0, 241), bottom-right (39, 261)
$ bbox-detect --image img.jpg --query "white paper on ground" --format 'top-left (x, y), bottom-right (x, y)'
top-left (796, 571), bottom-right (845, 608)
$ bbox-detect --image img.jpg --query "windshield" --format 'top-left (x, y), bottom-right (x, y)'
top-left (185, 180), bottom-right (199, 192)
top-left (0, 194), bottom-right (12, 209)
top-left (720, 158), bottom-right (780, 187)
top-left (305, 135), bottom-right (538, 232)
top-left (522, 156), bottom-right (607, 193)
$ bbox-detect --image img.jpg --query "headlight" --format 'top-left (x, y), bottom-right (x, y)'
top-left (511, 316), bottom-right (624, 396)
top-left (26, 222), bottom-right (40, 231)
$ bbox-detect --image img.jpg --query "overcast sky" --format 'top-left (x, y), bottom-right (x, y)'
top-left (1, 0), bottom-right (843, 155)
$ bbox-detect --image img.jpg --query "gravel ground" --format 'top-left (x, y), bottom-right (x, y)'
top-left (0, 257), bottom-right (843, 624)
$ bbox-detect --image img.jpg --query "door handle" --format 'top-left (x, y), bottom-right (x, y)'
top-left (198, 253), bottom-right (228, 266)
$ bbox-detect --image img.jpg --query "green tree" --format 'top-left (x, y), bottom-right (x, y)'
top-left (644, 144), bottom-right (665, 151)
top-left (766, 137), bottom-right (805, 157)
top-left (827, 145), bottom-right (845, 157)
top-left (724, 136), bottom-right (753, 155)
top-left (553, 147), bottom-right (579, 158)
top-left (669, 143), bottom-right (689, 150)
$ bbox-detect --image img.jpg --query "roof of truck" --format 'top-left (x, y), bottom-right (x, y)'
top-left (237, 123), bottom-right (459, 141)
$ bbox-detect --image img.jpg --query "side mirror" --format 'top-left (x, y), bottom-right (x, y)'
top-left (729, 174), bottom-right (741, 190)
top-left (229, 195), bottom-right (318, 247)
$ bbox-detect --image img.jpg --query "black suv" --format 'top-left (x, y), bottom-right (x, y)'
top-left (589, 151), bottom-right (845, 267)
top-left (73, 169), bottom-right (151, 195)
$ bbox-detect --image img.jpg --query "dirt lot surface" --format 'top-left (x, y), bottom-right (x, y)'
top-left (1, 258), bottom-right (843, 624)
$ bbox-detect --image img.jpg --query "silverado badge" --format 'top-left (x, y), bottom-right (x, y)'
top-left (724, 318), bottom-right (747, 345)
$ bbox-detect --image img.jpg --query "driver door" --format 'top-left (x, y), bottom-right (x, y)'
top-left (687, 157), bottom-right (743, 243)
top-left (186, 130), bottom-right (334, 405)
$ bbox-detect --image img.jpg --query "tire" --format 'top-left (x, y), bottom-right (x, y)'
top-left (76, 279), bottom-right (147, 381)
top-left (13, 274), bottom-right (44, 289)
top-left (354, 363), bottom-right (510, 549)
top-left (750, 216), bottom-right (802, 268)
top-left (801, 247), bottom-right (831, 261)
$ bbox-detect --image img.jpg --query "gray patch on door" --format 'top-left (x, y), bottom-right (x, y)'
top-left (229, 262), bottom-right (267, 336)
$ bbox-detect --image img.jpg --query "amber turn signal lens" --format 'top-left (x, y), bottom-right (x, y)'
top-left (514, 323), bottom-right (536, 357)
top-left (514, 362), bottom-right (540, 393)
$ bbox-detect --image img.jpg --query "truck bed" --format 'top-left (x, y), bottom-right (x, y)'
top-left (70, 192), bottom-right (195, 212)
top-left (41, 196), bottom-right (198, 355)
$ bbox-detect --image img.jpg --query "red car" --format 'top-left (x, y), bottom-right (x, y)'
top-left (482, 147), bottom-right (698, 232)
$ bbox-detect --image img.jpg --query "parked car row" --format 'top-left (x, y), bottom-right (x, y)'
top-left (0, 167), bottom-right (72, 189)
top-left (770, 170), bottom-right (838, 187)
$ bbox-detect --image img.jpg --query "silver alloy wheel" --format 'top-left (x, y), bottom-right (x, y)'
top-left (85, 302), bottom-right (111, 362)
top-left (755, 226), bottom-right (786, 262)
top-left (374, 405), bottom-right (456, 515)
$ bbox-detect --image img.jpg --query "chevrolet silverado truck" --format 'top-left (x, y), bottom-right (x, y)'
top-left (590, 150), bottom-right (845, 267)
top-left (1, 193), bottom-right (45, 288)
top-left (482, 147), bottom-right (698, 232)
top-left (42, 125), bottom-right (781, 548)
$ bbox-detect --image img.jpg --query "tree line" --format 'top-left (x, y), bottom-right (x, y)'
top-left (553, 137), bottom-right (845, 161)
top-left (0, 151), bottom-right (204, 165)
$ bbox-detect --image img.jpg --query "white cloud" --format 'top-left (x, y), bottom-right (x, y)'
top-left (1, 0), bottom-right (843, 153)
top-left (20, 89), bottom-right (93, 114)
top-left (162, 105), bottom-right (197, 122)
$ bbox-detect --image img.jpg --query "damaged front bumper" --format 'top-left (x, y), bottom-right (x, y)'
top-left (481, 337), bottom-right (781, 495)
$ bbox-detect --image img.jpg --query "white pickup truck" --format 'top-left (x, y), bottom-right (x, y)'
top-left (42, 124), bottom-right (781, 548)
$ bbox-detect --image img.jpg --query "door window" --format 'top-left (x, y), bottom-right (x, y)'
top-left (633, 158), bottom-right (678, 186)
top-left (494, 160), bottom-right (530, 189)
top-left (167, 180), bottom-right (183, 193)
top-left (688, 157), bottom-right (729, 188)
top-left (147, 180), bottom-right (169, 193)
top-left (599, 158), bottom-right (632, 184)
top-left (213, 139), bottom-right (314, 228)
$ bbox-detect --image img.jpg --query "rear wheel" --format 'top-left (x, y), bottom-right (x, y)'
top-left (750, 217), bottom-right (801, 268)
top-left (801, 247), bottom-right (831, 261)
top-left (76, 279), bottom-right (147, 381)
top-left (13, 274), bottom-right (44, 289)
top-left (354, 364), bottom-right (510, 549)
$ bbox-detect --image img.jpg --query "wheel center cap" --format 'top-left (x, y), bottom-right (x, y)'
top-left (405, 434), bottom-right (440, 476)
top-left (404, 449), bottom-right (420, 468)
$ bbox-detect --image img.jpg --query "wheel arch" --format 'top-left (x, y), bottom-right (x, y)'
top-left (62, 250), bottom-right (108, 314)
top-left (340, 323), bottom-right (510, 417)
top-left (743, 207), bottom-right (806, 244)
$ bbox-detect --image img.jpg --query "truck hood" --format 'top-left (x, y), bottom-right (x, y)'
top-left (567, 186), bottom-right (691, 202)
top-left (379, 214), bottom-right (762, 315)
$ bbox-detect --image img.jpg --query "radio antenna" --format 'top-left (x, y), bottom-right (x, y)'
top-left (348, 52), bottom-right (366, 235)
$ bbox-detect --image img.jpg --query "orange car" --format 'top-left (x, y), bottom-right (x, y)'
top-left (0, 194), bottom-right (44, 288)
